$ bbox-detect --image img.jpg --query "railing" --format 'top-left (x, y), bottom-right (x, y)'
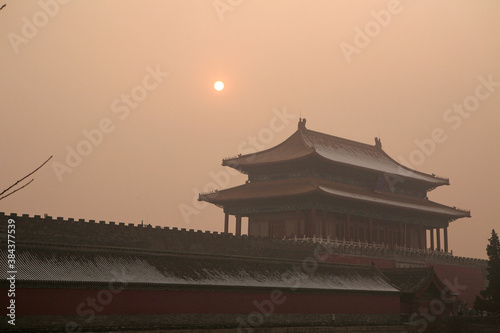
top-left (289, 236), bottom-right (454, 256)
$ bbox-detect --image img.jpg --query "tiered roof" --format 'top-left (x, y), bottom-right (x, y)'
top-left (223, 119), bottom-right (449, 186)
top-left (200, 177), bottom-right (470, 220)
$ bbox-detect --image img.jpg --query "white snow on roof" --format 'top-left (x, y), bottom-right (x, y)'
top-left (0, 249), bottom-right (398, 292)
top-left (303, 133), bottom-right (444, 184)
top-left (319, 186), bottom-right (464, 216)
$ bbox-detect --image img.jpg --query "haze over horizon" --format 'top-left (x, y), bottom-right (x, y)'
top-left (1, 0), bottom-right (499, 259)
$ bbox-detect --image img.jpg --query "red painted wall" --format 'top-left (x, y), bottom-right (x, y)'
top-left (2, 288), bottom-right (399, 316)
top-left (321, 253), bottom-right (485, 305)
top-left (429, 263), bottom-right (484, 305)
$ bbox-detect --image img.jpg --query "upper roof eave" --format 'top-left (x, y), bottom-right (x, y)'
top-left (221, 121), bottom-right (449, 187)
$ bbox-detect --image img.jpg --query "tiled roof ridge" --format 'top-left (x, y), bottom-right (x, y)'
top-left (2, 240), bottom-right (387, 271)
top-left (222, 130), bottom-right (314, 163)
top-left (316, 178), bottom-right (468, 215)
top-left (301, 128), bottom-right (379, 151)
top-left (302, 128), bottom-right (449, 185)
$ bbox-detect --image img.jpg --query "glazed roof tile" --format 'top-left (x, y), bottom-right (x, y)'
top-left (0, 246), bottom-right (399, 293)
top-left (223, 122), bottom-right (448, 186)
top-left (380, 267), bottom-right (443, 294)
top-left (199, 178), bottom-right (469, 218)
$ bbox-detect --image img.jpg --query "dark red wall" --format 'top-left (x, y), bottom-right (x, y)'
top-left (429, 263), bottom-right (484, 305)
top-left (323, 254), bottom-right (396, 268)
top-left (2, 288), bottom-right (399, 316)
top-left (322, 254), bottom-right (484, 305)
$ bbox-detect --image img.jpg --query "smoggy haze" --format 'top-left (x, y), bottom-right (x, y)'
top-left (1, 0), bottom-right (499, 259)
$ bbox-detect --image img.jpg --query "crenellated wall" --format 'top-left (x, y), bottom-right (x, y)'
top-left (0, 211), bottom-right (487, 305)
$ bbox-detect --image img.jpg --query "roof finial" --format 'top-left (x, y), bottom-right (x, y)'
top-left (374, 137), bottom-right (382, 149)
top-left (298, 118), bottom-right (307, 131)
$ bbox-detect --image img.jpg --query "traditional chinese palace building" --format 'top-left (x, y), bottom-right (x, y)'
top-left (0, 119), bottom-right (488, 332)
top-left (200, 118), bottom-right (471, 252)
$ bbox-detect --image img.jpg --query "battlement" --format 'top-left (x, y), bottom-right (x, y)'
top-left (0, 211), bottom-right (486, 268)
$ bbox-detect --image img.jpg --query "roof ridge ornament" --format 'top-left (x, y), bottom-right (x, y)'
top-left (374, 137), bottom-right (382, 149)
top-left (298, 118), bottom-right (307, 131)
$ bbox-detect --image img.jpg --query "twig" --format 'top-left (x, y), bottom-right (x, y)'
top-left (0, 155), bottom-right (53, 197)
top-left (0, 179), bottom-right (34, 201)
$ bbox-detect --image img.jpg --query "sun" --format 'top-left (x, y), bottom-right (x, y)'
top-left (214, 81), bottom-right (224, 91)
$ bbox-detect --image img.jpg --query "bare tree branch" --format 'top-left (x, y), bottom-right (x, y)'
top-left (0, 155), bottom-right (53, 200)
top-left (0, 179), bottom-right (34, 201)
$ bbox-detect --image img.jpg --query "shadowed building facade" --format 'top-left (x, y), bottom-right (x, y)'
top-left (199, 119), bottom-right (470, 252)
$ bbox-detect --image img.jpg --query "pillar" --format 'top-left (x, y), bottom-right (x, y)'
top-left (236, 215), bottom-right (242, 236)
top-left (310, 208), bottom-right (316, 237)
top-left (322, 210), bottom-right (327, 239)
top-left (384, 225), bottom-right (388, 246)
top-left (430, 228), bottom-right (434, 251)
top-left (444, 227), bottom-right (448, 252)
top-left (224, 213), bottom-right (229, 234)
top-left (423, 226), bottom-right (427, 249)
top-left (295, 210), bottom-right (301, 236)
top-left (369, 218), bottom-right (373, 244)
top-left (332, 213), bottom-right (336, 239)
top-left (390, 224), bottom-right (394, 248)
top-left (353, 219), bottom-right (358, 241)
top-left (346, 214), bottom-right (351, 241)
top-left (417, 225), bottom-right (423, 249)
top-left (436, 228), bottom-right (441, 251)
top-left (399, 223), bottom-right (404, 247)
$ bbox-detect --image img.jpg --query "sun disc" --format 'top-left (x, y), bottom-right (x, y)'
top-left (214, 81), bottom-right (224, 91)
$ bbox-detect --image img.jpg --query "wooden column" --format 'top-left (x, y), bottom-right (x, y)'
top-left (384, 224), bottom-right (388, 246)
top-left (322, 210), bottom-right (327, 239)
top-left (390, 224), bottom-right (394, 248)
top-left (369, 218), bottom-right (373, 244)
top-left (417, 225), bottom-right (422, 249)
top-left (429, 228), bottom-right (434, 251)
top-left (444, 227), bottom-right (448, 253)
top-left (310, 208), bottom-right (316, 237)
top-left (436, 228), bottom-right (441, 251)
top-left (346, 214), bottom-right (351, 241)
top-left (331, 213), bottom-right (336, 239)
top-left (423, 226), bottom-right (427, 249)
top-left (295, 210), bottom-right (301, 237)
top-left (399, 223), bottom-right (404, 247)
top-left (235, 215), bottom-right (242, 236)
top-left (353, 219), bottom-right (358, 241)
top-left (224, 213), bottom-right (229, 234)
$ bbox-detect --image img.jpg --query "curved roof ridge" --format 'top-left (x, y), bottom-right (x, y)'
top-left (222, 130), bottom-right (314, 164)
top-left (377, 148), bottom-right (449, 184)
top-left (300, 126), bottom-right (448, 186)
top-left (302, 127), bottom-right (379, 150)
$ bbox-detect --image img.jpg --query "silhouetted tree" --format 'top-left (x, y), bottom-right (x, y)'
top-left (0, 156), bottom-right (52, 201)
top-left (475, 229), bottom-right (500, 315)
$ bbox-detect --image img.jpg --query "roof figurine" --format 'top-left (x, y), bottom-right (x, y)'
top-left (298, 117), bottom-right (307, 131)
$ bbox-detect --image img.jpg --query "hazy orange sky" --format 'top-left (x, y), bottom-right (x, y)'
top-left (1, 0), bottom-right (499, 259)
